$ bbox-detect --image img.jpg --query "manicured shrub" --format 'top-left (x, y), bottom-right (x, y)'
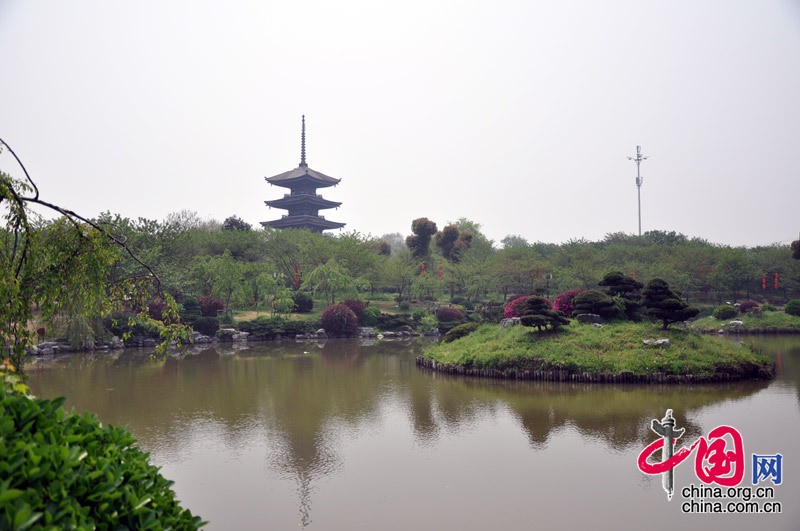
top-left (571, 290), bottom-right (621, 320)
top-left (504, 295), bottom-right (551, 318)
top-left (785, 299), bottom-right (800, 317)
top-left (738, 300), bottom-right (760, 314)
top-left (553, 289), bottom-right (585, 317)
top-left (198, 295), bottom-right (224, 317)
top-left (237, 317), bottom-right (318, 339)
top-left (713, 304), bottom-right (739, 320)
top-left (519, 297), bottom-right (570, 331)
top-left (642, 278), bottom-right (699, 330)
top-left (193, 316), bottom-right (220, 336)
top-left (761, 303), bottom-right (777, 312)
top-left (320, 304), bottom-right (359, 337)
top-left (375, 313), bottom-right (415, 331)
top-left (292, 292), bottom-right (314, 313)
top-left (442, 322), bottom-right (481, 343)
top-left (436, 307), bottom-right (465, 322)
top-left (0, 388), bottom-right (204, 529)
top-left (342, 299), bottom-right (367, 324)
top-left (180, 297), bottom-right (201, 321)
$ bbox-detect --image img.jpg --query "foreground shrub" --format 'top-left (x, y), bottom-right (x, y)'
top-left (442, 322), bottom-right (481, 343)
top-left (292, 292), bottom-right (314, 313)
top-left (713, 305), bottom-right (739, 320)
top-left (553, 289), bottom-right (585, 317)
top-left (320, 304), bottom-right (359, 336)
top-left (342, 300), bottom-right (367, 324)
top-left (436, 307), bottom-right (465, 322)
top-left (571, 290), bottom-right (620, 320)
top-left (786, 299), bottom-right (800, 317)
top-left (193, 316), bottom-right (220, 336)
top-left (738, 300), bottom-right (760, 314)
top-left (0, 388), bottom-right (204, 529)
top-left (198, 295), bottom-right (224, 317)
top-left (520, 297), bottom-right (570, 331)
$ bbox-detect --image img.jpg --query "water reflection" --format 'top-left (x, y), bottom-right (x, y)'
top-left (27, 336), bottom-right (799, 530)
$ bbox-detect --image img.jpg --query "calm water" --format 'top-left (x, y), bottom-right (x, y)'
top-left (28, 336), bottom-right (800, 531)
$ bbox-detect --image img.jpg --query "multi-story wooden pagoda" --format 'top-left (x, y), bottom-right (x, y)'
top-left (261, 116), bottom-right (345, 233)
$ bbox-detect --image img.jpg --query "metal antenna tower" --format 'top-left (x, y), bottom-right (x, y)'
top-left (627, 145), bottom-right (648, 236)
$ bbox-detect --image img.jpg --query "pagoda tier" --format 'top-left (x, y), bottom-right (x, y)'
top-left (261, 116), bottom-right (345, 233)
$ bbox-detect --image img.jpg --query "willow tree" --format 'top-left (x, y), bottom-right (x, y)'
top-left (1, 139), bottom-right (184, 374)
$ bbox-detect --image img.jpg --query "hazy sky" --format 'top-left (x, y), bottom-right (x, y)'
top-left (2, 1), bottom-right (799, 247)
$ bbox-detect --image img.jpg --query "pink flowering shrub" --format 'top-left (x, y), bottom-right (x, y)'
top-left (504, 295), bottom-right (551, 318)
top-left (553, 289), bottom-right (586, 317)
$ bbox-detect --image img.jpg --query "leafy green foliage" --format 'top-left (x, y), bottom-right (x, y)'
top-left (785, 299), bottom-right (800, 317)
top-left (571, 290), bottom-right (620, 319)
top-left (0, 387), bottom-right (204, 529)
top-left (642, 278), bottom-right (699, 329)
top-left (712, 305), bottom-right (739, 320)
top-left (222, 215), bottom-right (252, 232)
top-left (320, 304), bottom-right (359, 336)
top-left (519, 296), bottom-right (570, 331)
top-left (442, 322), bottom-right (481, 343)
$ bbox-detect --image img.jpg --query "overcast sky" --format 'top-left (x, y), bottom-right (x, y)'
top-left (2, 1), bottom-right (799, 247)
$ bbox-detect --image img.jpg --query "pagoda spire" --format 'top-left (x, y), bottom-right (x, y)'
top-left (300, 115), bottom-right (307, 167)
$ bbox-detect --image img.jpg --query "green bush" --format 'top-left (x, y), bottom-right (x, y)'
top-left (0, 389), bottom-right (204, 529)
top-left (571, 290), bottom-right (621, 319)
top-left (193, 316), bottom-right (220, 336)
top-left (761, 303), bottom-right (777, 312)
top-left (442, 322), bottom-right (481, 343)
top-left (181, 297), bottom-right (201, 319)
top-left (237, 317), bottom-right (318, 339)
top-left (375, 313), bottom-right (415, 331)
top-left (292, 292), bottom-right (314, 313)
top-left (785, 299), bottom-right (800, 317)
top-left (362, 306), bottom-right (380, 327)
top-left (713, 305), bottom-right (739, 320)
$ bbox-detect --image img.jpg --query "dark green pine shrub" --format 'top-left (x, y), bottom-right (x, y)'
top-left (642, 278), bottom-right (700, 329)
top-left (785, 299), bottom-right (800, 317)
top-left (361, 306), bottom-right (380, 327)
top-left (320, 304), bottom-right (359, 337)
top-left (292, 292), bottom-right (314, 313)
top-left (193, 316), bottom-right (220, 336)
top-left (519, 296), bottom-right (570, 331)
top-left (442, 322), bottom-right (481, 343)
top-left (713, 304), bottom-right (739, 320)
top-left (0, 390), bottom-right (204, 529)
top-left (375, 313), bottom-right (415, 330)
top-left (571, 290), bottom-right (621, 319)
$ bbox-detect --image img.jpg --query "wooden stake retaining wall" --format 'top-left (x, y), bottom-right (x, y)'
top-left (415, 356), bottom-right (772, 384)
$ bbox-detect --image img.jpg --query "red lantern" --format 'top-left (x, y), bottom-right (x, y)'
top-left (631, 270), bottom-right (636, 280)
top-left (420, 263), bottom-right (425, 276)
top-left (762, 274), bottom-right (767, 290)
top-left (439, 264), bottom-right (443, 281)
top-left (774, 272), bottom-right (779, 289)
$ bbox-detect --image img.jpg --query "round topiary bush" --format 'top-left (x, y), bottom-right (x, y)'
top-left (553, 289), bottom-right (585, 317)
top-left (198, 295), bottom-right (224, 317)
top-left (292, 292), bottom-right (314, 313)
top-left (713, 304), bottom-right (739, 320)
top-left (504, 295), bottom-right (551, 318)
top-left (0, 386), bottom-right (204, 529)
top-left (442, 322), bottom-right (480, 343)
top-left (785, 299), bottom-right (800, 317)
top-left (738, 300), bottom-right (760, 314)
top-left (435, 307), bottom-right (465, 322)
top-left (193, 316), bottom-right (220, 336)
top-left (320, 304), bottom-right (359, 337)
top-left (342, 299), bottom-right (367, 324)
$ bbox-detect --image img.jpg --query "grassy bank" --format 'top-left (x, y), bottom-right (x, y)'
top-left (692, 312), bottom-right (800, 334)
top-left (422, 322), bottom-right (773, 380)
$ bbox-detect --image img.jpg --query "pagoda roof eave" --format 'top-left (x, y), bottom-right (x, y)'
top-left (265, 166), bottom-right (340, 188)
top-left (265, 195), bottom-right (341, 210)
top-left (260, 215), bottom-right (346, 231)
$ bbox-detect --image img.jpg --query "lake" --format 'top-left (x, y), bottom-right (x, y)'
top-left (28, 335), bottom-right (800, 530)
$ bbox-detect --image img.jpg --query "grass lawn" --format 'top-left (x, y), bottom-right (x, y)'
top-left (692, 311), bottom-right (800, 333)
top-left (423, 322), bottom-right (773, 379)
